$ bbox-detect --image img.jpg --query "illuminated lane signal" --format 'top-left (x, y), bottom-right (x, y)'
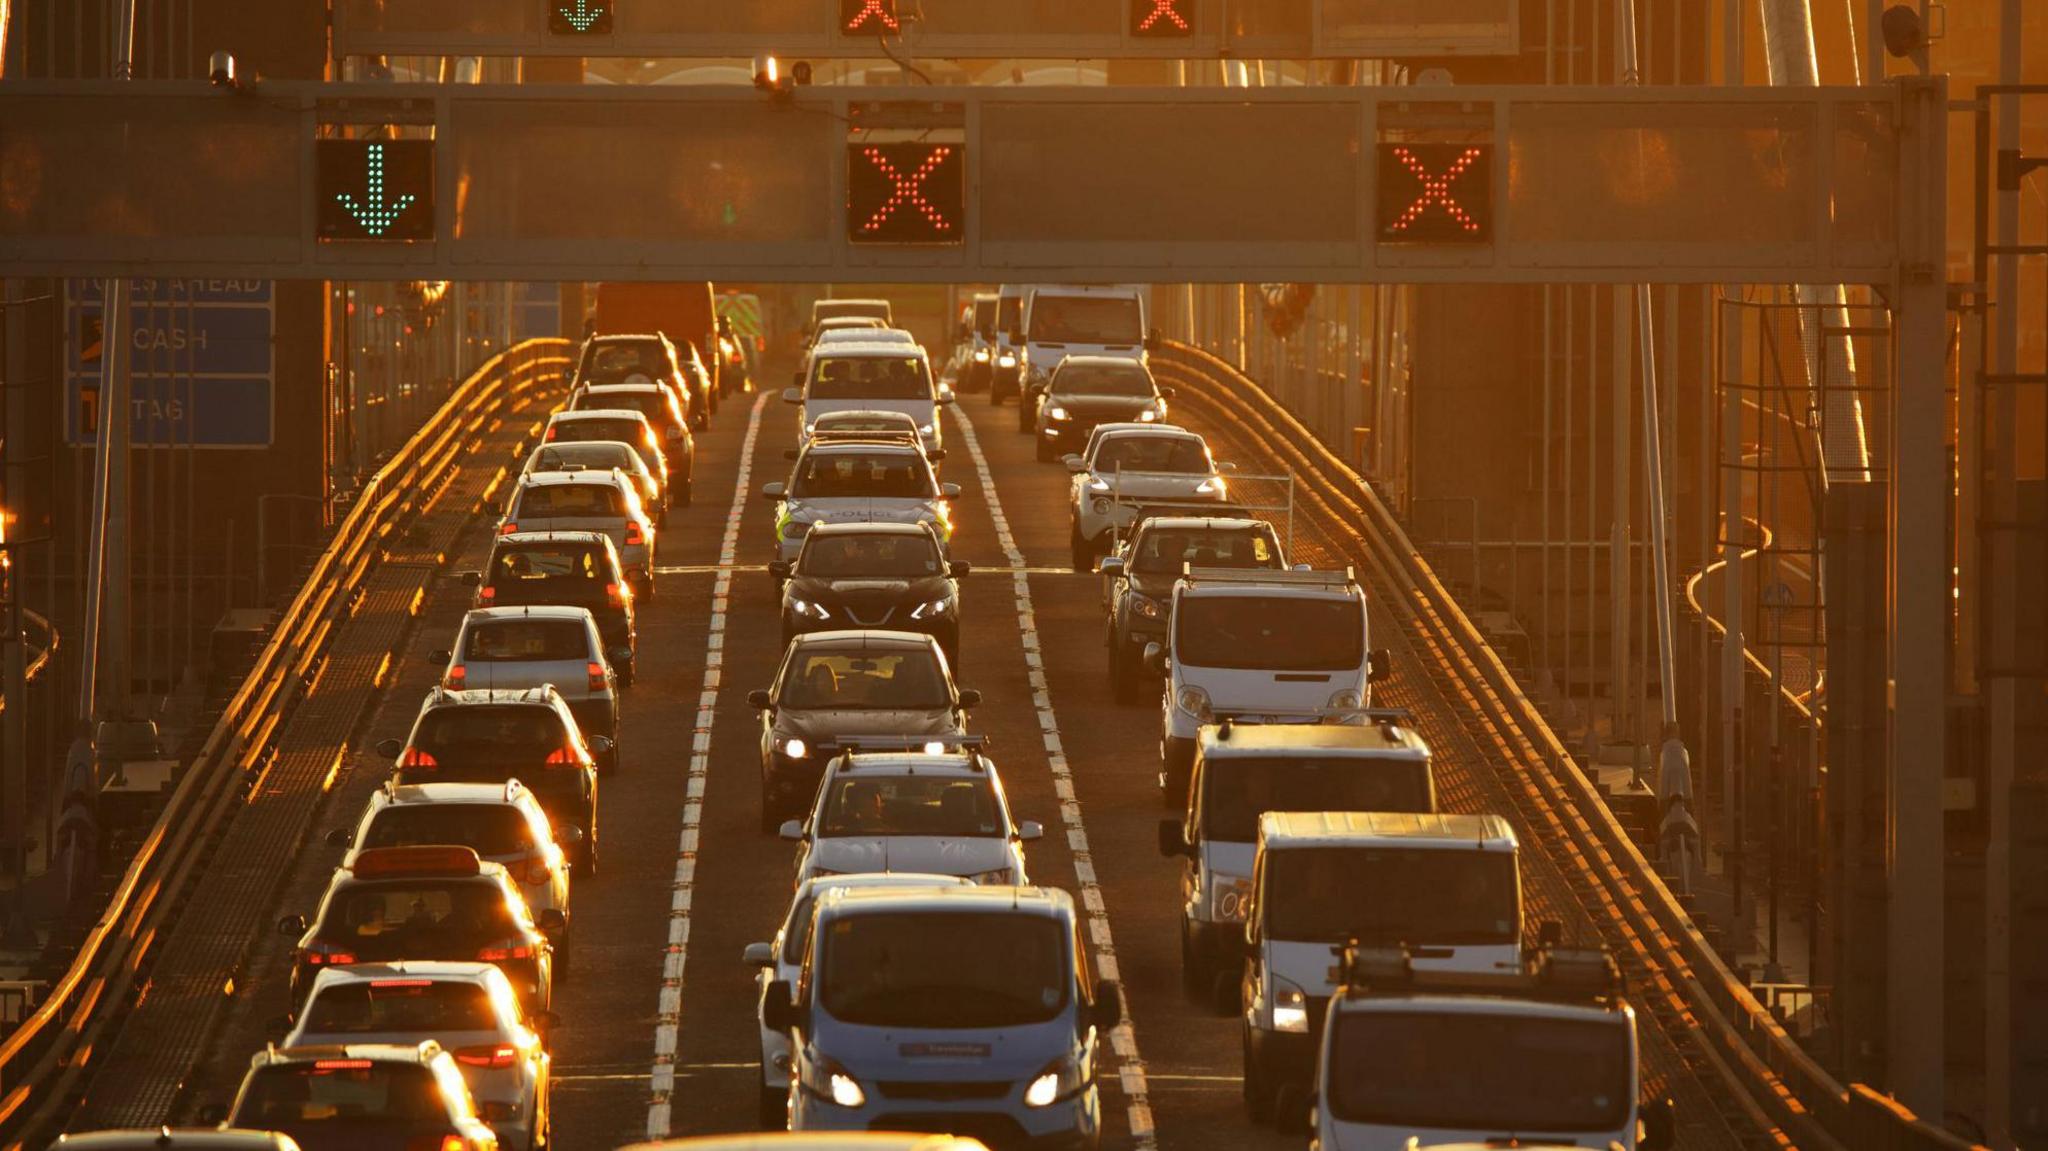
top-left (840, 0), bottom-right (900, 35)
top-left (1375, 142), bottom-right (1492, 245)
top-left (549, 0), bottom-right (613, 34)
top-left (846, 142), bottom-right (964, 245)
top-left (317, 139), bottom-right (435, 242)
top-left (1131, 0), bottom-right (1194, 37)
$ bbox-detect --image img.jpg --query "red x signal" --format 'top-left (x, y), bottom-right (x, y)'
top-left (860, 147), bottom-right (953, 234)
top-left (841, 0), bottom-right (900, 33)
top-left (1376, 143), bottom-right (1492, 244)
top-left (847, 143), bottom-right (964, 244)
top-left (1139, 0), bottom-right (1188, 31)
top-left (1130, 0), bottom-right (1193, 36)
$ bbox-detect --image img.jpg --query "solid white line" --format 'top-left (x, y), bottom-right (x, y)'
top-left (949, 405), bottom-right (1158, 1150)
top-left (646, 391), bottom-right (771, 1141)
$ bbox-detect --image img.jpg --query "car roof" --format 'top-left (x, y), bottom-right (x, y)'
top-left (577, 381), bottom-right (667, 394)
top-left (789, 629), bottom-right (940, 653)
top-left (494, 529), bottom-right (613, 547)
top-left (828, 751), bottom-right (988, 777)
top-left (255, 1042), bottom-right (446, 1067)
top-left (516, 470), bottom-right (630, 489)
top-left (530, 440), bottom-right (643, 462)
top-left (372, 780), bottom-right (539, 808)
top-left (619, 1135), bottom-right (988, 1151)
top-left (816, 883), bottom-right (1073, 919)
top-left (1133, 516), bottom-right (1272, 534)
top-left (1056, 354), bottom-right (1150, 371)
top-left (802, 439), bottom-right (926, 459)
top-left (797, 871), bottom-right (977, 898)
top-left (305, 960), bottom-right (506, 988)
top-left (804, 521), bottom-right (934, 540)
top-left (814, 408), bottom-right (919, 424)
top-left (1199, 721), bottom-right (1427, 758)
top-left (54, 1133), bottom-right (302, 1150)
top-left (550, 408), bottom-right (653, 423)
top-left (589, 332), bottom-right (667, 345)
top-left (463, 605), bottom-right (596, 624)
top-left (1095, 425), bottom-right (1201, 445)
top-left (424, 685), bottom-right (565, 708)
top-left (811, 340), bottom-right (926, 357)
top-left (1333, 993), bottom-right (1630, 1023)
top-left (1258, 811), bottom-right (1516, 850)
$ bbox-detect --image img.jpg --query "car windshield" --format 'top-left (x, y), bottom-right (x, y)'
top-left (464, 619), bottom-right (590, 663)
top-left (1175, 594), bottom-right (1363, 671)
top-left (974, 298), bottom-right (996, 333)
top-left (323, 880), bottom-right (521, 952)
top-left (809, 356), bottom-right (932, 401)
top-left (1262, 846), bottom-right (1518, 945)
top-left (1133, 528), bottom-right (1277, 574)
top-left (530, 442), bottom-right (640, 476)
top-left (788, 452), bottom-right (935, 500)
top-left (778, 650), bottom-right (950, 710)
top-left (411, 707), bottom-right (570, 767)
top-left (1201, 758), bottom-right (1432, 842)
top-left (573, 390), bottom-right (673, 427)
top-left (1328, 1010), bottom-right (1631, 1132)
top-left (819, 775), bottom-right (1002, 837)
top-left (1029, 295), bottom-right (1143, 345)
top-left (512, 484), bottom-right (623, 519)
top-left (582, 342), bottom-right (669, 384)
top-left (1053, 363), bottom-right (1155, 397)
top-left (361, 804), bottom-right (540, 857)
top-left (238, 1062), bottom-right (451, 1126)
top-left (489, 546), bottom-right (608, 589)
top-left (821, 912), bottom-right (1068, 1028)
top-left (553, 417), bottom-right (652, 450)
top-left (1093, 437), bottom-right (1209, 475)
top-left (300, 979), bottom-right (504, 1035)
top-left (799, 533), bottom-right (942, 578)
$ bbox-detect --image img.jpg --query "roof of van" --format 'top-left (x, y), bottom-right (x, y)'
top-left (1199, 722), bottom-right (1427, 758)
top-left (1257, 811), bottom-right (1516, 850)
top-left (815, 883), bottom-right (1073, 920)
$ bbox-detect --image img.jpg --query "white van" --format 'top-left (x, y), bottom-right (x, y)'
top-left (1240, 812), bottom-right (1528, 1126)
top-left (785, 341), bottom-right (951, 456)
top-left (1145, 566), bottom-right (1386, 799)
top-left (1010, 284), bottom-right (1154, 431)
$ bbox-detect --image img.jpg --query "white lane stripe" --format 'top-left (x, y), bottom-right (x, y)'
top-left (950, 406), bottom-right (1158, 1149)
top-left (646, 391), bottom-right (772, 1141)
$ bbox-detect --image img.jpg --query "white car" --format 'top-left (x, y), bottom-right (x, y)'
top-left (1064, 425), bottom-right (1230, 571)
top-left (777, 744), bottom-right (1042, 888)
top-left (500, 470), bottom-right (657, 597)
top-left (541, 408), bottom-right (675, 506)
top-left (786, 341), bottom-right (951, 457)
top-left (784, 409), bottom-right (940, 464)
top-left (741, 872), bottom-right (975, 1128)
top-left (523, 439), bottom-right (665, 524)
top-left (763, 440), bottom-right (960, 566)
top-left (431, 606), bottom-right (621, 771)
top-left (335, 780), bottom-right (577, 962)
top-left (1014, 283), bottom-right (1153, 432)
top-left (282, 962), bottom-right (552, 1151)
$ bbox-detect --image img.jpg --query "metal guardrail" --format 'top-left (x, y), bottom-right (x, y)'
top-left (0, 338), bottom-right (569, 1147)
top-left (1154, 340), bottom-right (1985, 1151)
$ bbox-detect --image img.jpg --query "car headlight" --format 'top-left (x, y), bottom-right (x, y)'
top-left (1086, 478), bottom-right (1111, 495)
top-left (781, 737), bottom-right (808, 758)
top-left (1194, 477), bottom-right (1227, 496)
top-left (1046, 405), bottom-right (1071, 422)
top-left (1176, 685), bottom-right (1212, 720)
top-left (1327, 689), bottom-right (1360, 710)
top-left (1210, 875), bottom-right (1254, 922)
top-left (790, 599), bottom-right (831, 621)
top-left (909, 598), bottom-right (952, 620)
top-left (921, 740), bottom-right (949, 754)
top-left (1092, 497), bottom-right (1112, 514)
top-left (804, 1057), bottom-right (866, 1108)
top-left (997, 352), bottom-right (1017, 368)
top-left (920, 424), bottom-right (936, 437)
top-left (974, 348), bottom-right (990, 363)
top-left (1024, 1056), bottom-right (1085, 1108)
top-left (1137, 408), bottom-right (1160, 422)
top-left (1271, 980), bottom-right (1310, 1033)
top-left (1129, 594), bottom-right (1164, 621)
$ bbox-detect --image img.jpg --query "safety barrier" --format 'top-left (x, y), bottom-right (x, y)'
top-left (0, 338), bottom-right (570, 1147)
top-left (1154, 340), bottom-right (1985, 1151)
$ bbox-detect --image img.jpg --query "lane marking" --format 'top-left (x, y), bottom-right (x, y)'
top-left (950, 405), bottom-right (1158, 1150)
top-left (646, 391), bottom-right (772, 1141)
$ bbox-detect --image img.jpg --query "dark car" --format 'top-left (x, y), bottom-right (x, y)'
top-left (467, 531), bottom-right (636, 683)
top-left (569, 382), bottom-right (695, 493)
top-left (747, 631), bottom-right (979, 834)
top-left (211, 1042), bottom-right (496, 1151)
top-left (677, 340), bottom-right (717, 427)
top-left (379, 686), bottom-right (604, 871)
top-left (1098, 516), bottom-right (1289, 702)
top-left (1033, 355), bottom-right (1173, 463)
top-left (772, 522), bottom-right (969, 665)
top-left (278, 846), bottom-right (558, 1015)
top-left (574, 332), bottom-right (697, 429)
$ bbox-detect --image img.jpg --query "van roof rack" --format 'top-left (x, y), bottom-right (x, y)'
top-left (1332, 941), bottom-right (1626, 1003)
top-left (1180, 565), bottom-right (1356, 587)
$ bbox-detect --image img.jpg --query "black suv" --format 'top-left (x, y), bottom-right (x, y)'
top-left (466, 530), bottom-right (637, 684)
top-left (379, 686), bottom-right (604, 871)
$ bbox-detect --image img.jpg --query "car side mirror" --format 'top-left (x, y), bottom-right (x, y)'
top-left (926, 448), bottom-right (947, 463)
top-left (1016, 820), bottom-right (1044, 842)
top-left (481, 499), bottom-right (504, 517)
top-left (1538, 919), bottom-right (1563, 948)
top-left (937, 385), bottom-right (956, 404)
top-left (375, 737), bottom-right (404, 759)
top-left (939, 482), bottom-right (963, 501)
top-left (537, 908), bottom-right (568, 935)
top-left (196, 1103), bottom-right (229, 1126)
top-left (761, 482), bottom-right (787, 501)
top-left (278, 914), bottom-right (307, 938)
top-left (1157, 820), bottom-right (1189, 857)
top-left (1063, 455), bottom-right (1086, 474)
top-left (558, 824), bottom-right (587, 846)
top-left (1097, 557), bottom-right (1125, 579)
top-left (957, 688), bottom-right (982, 709)
top-left (744, 942), bottom-right (776, 969)
top-left (1159, 385), bottom-right (1177, 399)
top-left (779, 820), bottom-right (806, 842)
top-left (763, 979), bottom-right (798, 1032)
top-left (949, 561), bottom-right (972, 578)
top-left (1092, 980), bottom-right (1123, 1030)
top-left (1368, 647), bottom-right (1392, 684)
top-left (428, 649), bottom-right (451, 664)
top-left (782, 386), bottom-right (803, 405)
top-left (1143, 642), bottom-right (1165, 676)
top-left (1217, 459), bottom-right (1238, 473)
top-left (589, 735), bottom-right (615, 757)
top-left (1639, 1097), bottom-right (1676, 1151)
top-left (1145, 326), bottom-right (1163, 351)
top-left (1291, 563), bottom-right (1311, 573)
top-left (458, 570), bottom-right (482, 587)
top-left (325, 828), bottom-right (353, 849)
top-left (769, 560), bottom-right (792, 580)
top-left (747, 689), bottom-right (773, 710)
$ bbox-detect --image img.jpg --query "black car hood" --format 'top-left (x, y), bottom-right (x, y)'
top-left (1126, 572), bottom-right (1180, 599)
top-left (1049, 393), bottom-right (1156, 420)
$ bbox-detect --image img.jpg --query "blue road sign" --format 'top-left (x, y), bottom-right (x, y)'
top-left (513, 283), bottom-right (562, 343)
top-left (65, 278), bottom-right (274, 448)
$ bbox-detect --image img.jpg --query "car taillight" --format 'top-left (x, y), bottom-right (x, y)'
top-left (500, 522), bottom-right (518, 535)
top-left (399, 748), bottom-right (438, 770)
top-left (305, 946), bottom-right (359, 967)
top-left (478, 941), bottom-right (536, 962)
top-left (446, 665), bottom-right (466, 689)
top-left (525, 854), bottom-right (553, 884)
top-left (455, 1044), bottom-right (521, 1069)
top-left (605, 581), bottom-right (625, 605)
top-left (479, 586), bottom-right (496, 603)
top-left (543, 746), bottom-right (578, 768)
top-left (545, 426), bottom-right (559, 441)
top-left (587, 661), bottom-right (607, 692)
top-left (403, 1136), bottom-right (467, 1151)
top-left (624, 521), bottom-right (644, 547)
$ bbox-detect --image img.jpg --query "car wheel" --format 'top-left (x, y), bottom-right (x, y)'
top-left (1180, 924), bottom-right (1212, 1003)
top-left (757, 1080), bottom-right (786, 1130)
top-left (1070, 527), bottom-right (1092, 574)
top-left (1035, 431), bottom-right (1055, 462)
top-left (1016, 394), bottom-right (1034, 433)
top-left (759, 783), bottom-right (782, 835)
top-left (1242, 1032), bottom-right (1274, 1124)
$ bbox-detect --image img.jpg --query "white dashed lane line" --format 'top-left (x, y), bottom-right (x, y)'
top-left (645, 391), bottom-right (771, 1141)
top-left (950, 404), bottom-right (1158, 1150)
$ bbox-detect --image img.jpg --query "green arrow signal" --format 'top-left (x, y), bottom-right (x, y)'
top-left (333, 143), bottom-right (417, 237)
top-left (558, 0), bottom-right (607, 31)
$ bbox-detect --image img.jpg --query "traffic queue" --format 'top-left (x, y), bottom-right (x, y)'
top-left (59, 288), bottom-right (1674, 1151)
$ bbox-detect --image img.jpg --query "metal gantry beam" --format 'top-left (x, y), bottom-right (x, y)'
top-left (0, 81), bottom-right (1905, 285)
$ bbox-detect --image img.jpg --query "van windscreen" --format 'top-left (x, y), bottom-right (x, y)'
top-left (1262, 846), bottom-right (1517, 945)
top-left (809, 356), bottom-right (932, 401)
top-left (1201, 757), bottom-right (1431, 842)
top-left (1175, 595), bottom-right (1363, 671)
top-left (1028, 295), bottom-right (1143, 345)
top-left (821, 912), bottom-right (1067, 1028)
top-left (1328, 1011), bottom-right (1629, 1133)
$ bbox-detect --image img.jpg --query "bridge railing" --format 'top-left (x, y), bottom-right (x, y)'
top-left (0, 338), bottom-right (570, 1147)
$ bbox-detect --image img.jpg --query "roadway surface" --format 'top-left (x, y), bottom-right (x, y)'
top-left (167, 360), bottom-right (1757, 1149)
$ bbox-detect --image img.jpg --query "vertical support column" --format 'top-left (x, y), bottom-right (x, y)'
top-left (1611, 285), bottom-right (1633, 746)
top-left (1887, 72), bottom-right (1948, 1118)
top-left (0, 279), bottom-right (28, 946)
